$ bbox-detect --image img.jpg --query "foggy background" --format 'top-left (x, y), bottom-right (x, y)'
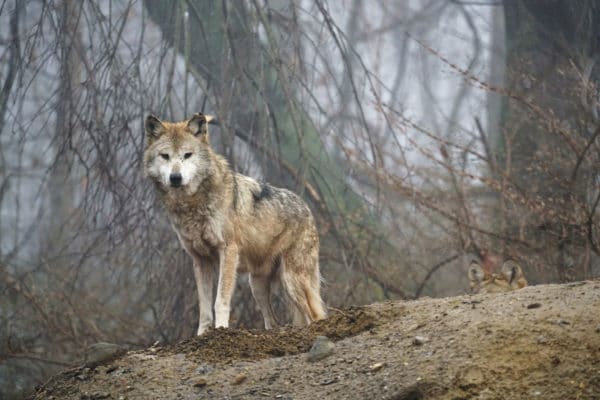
top-left (1, 0), bottom-right (600, 397)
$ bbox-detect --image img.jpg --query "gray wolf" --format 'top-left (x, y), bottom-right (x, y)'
top-left (143, 113), bottom-right (326, 335)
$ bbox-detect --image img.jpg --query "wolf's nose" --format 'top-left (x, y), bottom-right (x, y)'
top-left (169, 172), bottom-right (183, 187)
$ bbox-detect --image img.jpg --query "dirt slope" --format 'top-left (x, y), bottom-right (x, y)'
top-left (32, 280), bottom-right (600, 400)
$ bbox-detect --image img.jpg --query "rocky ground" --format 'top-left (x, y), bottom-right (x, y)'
top-left (31, 280), bottom-right (600, 399)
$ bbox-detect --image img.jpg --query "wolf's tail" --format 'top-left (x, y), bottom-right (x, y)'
top-left (281, 228), bottom-right (326, 324)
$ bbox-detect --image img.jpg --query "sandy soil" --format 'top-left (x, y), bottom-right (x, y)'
top-left (31, 280), bottom-right (600, 400)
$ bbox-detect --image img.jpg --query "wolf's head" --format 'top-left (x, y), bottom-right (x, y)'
top-left (468, 259), bottom-right (528, 294)
top-left (143, 113), bottom-right (215, 194)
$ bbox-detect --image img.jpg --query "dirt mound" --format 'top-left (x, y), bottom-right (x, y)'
top-left (31, 281), bottom-right (600, 400)
top-left (164, 306), bottom-right (383, 364)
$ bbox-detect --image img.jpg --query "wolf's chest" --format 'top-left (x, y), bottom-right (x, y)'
top-left (170, 214), bottom-right (224, 257)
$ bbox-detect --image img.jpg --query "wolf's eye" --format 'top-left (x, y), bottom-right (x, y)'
top-left (184, 152), bottom-right (192, 159)
top-left (160, 153), bottom-right (170, 160)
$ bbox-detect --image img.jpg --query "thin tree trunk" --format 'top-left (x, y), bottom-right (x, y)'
top-left (47, 0), bottom-right (81, 255)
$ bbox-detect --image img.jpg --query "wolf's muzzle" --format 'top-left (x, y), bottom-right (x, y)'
top-left (169, 172), bottom-right (183, 187)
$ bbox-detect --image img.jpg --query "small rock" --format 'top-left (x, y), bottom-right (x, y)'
top-left (319, 377), bottom-right (338, 385)
top-left (458, 366), bottom-right (484, 388)
top-left (306, 336), bottom-right (335, 362)
top-left (390, 383), bottom-right (426, 400)
top-left (232, 373), bottom-right (247, 385)
top-left (369, 362), bottom-right (386, 372)
top-left (553, 319), bottom-right (570, 326)
top-left (84, 343), bottom-right (126, 368)
top-left (413, 336), bottom-right (427, 346)
top-left (595, 325), bottom-right (600, 333)
top-left (135, 354), bottom-right (156, 361)
top-left (406, 323), bottom-right (420, 331)
top-left (91, 392), bottom-right (110, 399)
top-left (191, 377), bottom-right (207, 388)
top-left (76, 371), bottom-right (90, 381)
top-left (197, 364), bottom-right (214, 374)
top-left (96, 366), bottom-right (108, 374)
top-left (527, 303), bottom-right (542, 309)
top-left (111, 367), bottom-right (133, 377)
top-left (536, 335), bottom-right (548, 344)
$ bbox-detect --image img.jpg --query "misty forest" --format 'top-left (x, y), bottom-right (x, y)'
top-left (2, 0), bottom-right (600, 398)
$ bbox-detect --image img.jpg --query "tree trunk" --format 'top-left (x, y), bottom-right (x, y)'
top-left (46, 0), bottom-right (81, 256)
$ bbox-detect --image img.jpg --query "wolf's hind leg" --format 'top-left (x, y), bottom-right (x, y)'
top-left (290, 302), bottom-right (307, 326)
top-left (249, 272), bottom-right (278, 329)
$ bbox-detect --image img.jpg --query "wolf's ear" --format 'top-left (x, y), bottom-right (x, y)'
top-left (468, 261), bottom-right (485, 284)
top-left (145, 115), bottom-right (164, 138)
top-left (187, 113), bottom-right (215, 141)
top-left (500, 260), bottom-right (522, 284)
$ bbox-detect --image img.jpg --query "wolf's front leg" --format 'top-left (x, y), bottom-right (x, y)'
top-left (193, 260), bottom-right (215, 335)
top-left (214, 244), bottom-right (239, 328)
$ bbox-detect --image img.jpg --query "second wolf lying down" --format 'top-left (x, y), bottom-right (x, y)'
top-left (468, 259), bottom-right (528, 294)
top-left (144, 113), bottom-right (326, 335)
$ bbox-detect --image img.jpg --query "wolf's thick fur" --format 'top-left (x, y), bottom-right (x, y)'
top-left (143, 113), bottom-right (326, 335)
